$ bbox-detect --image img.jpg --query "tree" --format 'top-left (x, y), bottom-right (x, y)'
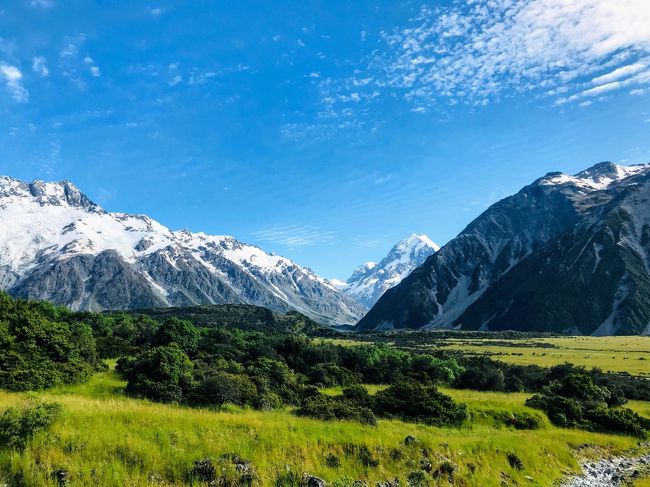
top-left (155, 318), bottom-right (200, 355)
top-left (119, 344), bottom-right (193, 403)
top-left (0, 300), bottom-right (93, 391)
top-left (192, 371), bottom-right (258, 407)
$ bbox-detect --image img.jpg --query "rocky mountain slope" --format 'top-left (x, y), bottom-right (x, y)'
top-left (344, 234), bottom-right (439, 308)
top-left (357, 162), bottom-right (650, 335)
top-left (0, 176), bottom-right (364, 325)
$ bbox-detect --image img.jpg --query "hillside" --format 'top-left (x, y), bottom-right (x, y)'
top-left (0, 176), bottom-right (363, 326)
top-left (129, 303), bottom-right (327, 334)
top-left (357, 162), bottom-right (650, 335)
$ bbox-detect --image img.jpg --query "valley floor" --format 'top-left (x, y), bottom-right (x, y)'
top-left (1, 370), bottom-right (649, 487)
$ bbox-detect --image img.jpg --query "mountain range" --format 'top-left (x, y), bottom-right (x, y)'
top-left (0, 176), bottom-right (364, 325)
top-left (357, 162), bottom-right (650, 336)
top-left (343, 234), bottom-right (439, 308)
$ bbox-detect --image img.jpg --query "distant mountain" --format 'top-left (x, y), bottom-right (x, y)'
top-left (344, 234), bottom-right (440, 308)
top-left (357, 162), bottom-right (650, 336)
top-left (0, 176), bottom-right (364, 325)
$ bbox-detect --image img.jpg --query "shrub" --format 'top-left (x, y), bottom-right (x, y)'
top-left (526, 373), bottom-right (650, 438)
top-left (455, 361), bottom-right (505, 391)
top-left (118, 344), bottom-right (193, 403)
top-left (342, 385), bottom-right (372, 408)
top-left (325, 453), bottom-right (341, 468)
top-left (507, 453), bottom-right (524, 471)
top-left (373, 381), bottom-right (467, 427)
top-left (0, 401), bottom-right (62, 450)
top-left (407, 470), bottom-right (428, 487)
top-left (526, 393), bottom-right (584, 428)
top-left (503, 411), bottom-right (542, 430)
top-left (191, 371), bottom-right (258, 407)
top-left (0, 306), bottom-right (94, 391)
top-left (584, 406), bottom-right (650, 438)
top-left (296, 394), bottom-right (377, 425)
top-left (155, 318), bottom-right (200, 355)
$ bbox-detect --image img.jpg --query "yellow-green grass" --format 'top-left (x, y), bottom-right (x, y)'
top-left (628, 400), bottom-right (650, 419)
top-left (1, 372), bottom-right (648, 486)
top-left (437, 335), bottom-right (650, 375)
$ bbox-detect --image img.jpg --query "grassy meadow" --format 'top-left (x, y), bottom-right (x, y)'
top-left (1, 368), bottom-right (649, 487)
top-left (427, 335), bottom-right (650, 375)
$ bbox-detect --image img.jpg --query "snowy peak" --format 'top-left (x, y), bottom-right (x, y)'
top-left (397, 233), bottom-right (440, 253)
top-left (0, 176), bottom-right (99, 211)
top-left (344, 234), bottom-right (439, 309)
top-left (347, 262), bottom-right (377, 284)
top-left (0, 176), bottom-right (364, 325)
top-left (539, 161), bottom-right (650, 191)
top-left (357, 160), bottom-right (650, 336)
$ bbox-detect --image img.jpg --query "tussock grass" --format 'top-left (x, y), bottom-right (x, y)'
top-left (1, 371), bottom-right (647, 486)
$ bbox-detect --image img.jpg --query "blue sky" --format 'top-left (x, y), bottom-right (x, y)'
top-left (1, 0), bottom-right (650, 279)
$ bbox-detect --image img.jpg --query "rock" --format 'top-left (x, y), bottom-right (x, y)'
top-left (404, 435), bottom-right (417, 446)
top-left (302, 473), bottom-right (327, 487)
top-left (376, 480), bottom-right (399, 487)
top-left (51, 469), bottom-right (69, 487)
top-left (558, 453), bottom-right (650, 487)
top-left (193, 458), bottom-right (216, 482)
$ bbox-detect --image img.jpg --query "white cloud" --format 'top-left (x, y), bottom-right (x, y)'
top-left (0, 64), bottom-right (28, 102)
top-left (58, 34), bottom-right (101, 88)
top-left (30, 0), bottom-right (54, 8)
top-left (251, 224), bottom-right (336, 249)
top-left (32, 56), bottom-right (48, 77)
top-left (373, 174), bottom-right (392, 185)
top-left (84, 56), bottom-right (101, 77)
top-left (149, 7), bottom-right (163, 16)
top-left (591, 63), bottom-right (646, 85)
top-left (352, 0), bottom-right (650, 107)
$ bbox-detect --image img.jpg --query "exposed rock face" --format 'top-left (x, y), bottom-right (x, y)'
top-left (559, 453), bottom-right (650, 487)
top-left (344, 234), bottom-right (439, 308)
top-left (357, 162), bottom-right (650, 335)
top-left (0, 176), bottom-right (364, 325)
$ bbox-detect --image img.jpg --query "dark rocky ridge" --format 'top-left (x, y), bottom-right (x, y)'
top-left (357, 162), bottom-right (650, 335)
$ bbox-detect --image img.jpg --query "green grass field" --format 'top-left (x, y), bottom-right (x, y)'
top-left (1, 369), bottom-right (649, 486)
top-left (432, 335), bottom-right (650, 375)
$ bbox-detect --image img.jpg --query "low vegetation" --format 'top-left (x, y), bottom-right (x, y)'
top-left (0, 292), bottom-right (649, 485)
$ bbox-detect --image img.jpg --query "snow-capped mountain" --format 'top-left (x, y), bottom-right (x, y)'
top-left (357, 162), bottom-right (650, 336)
top-left (344, 234), bottom-right (440, 308)
top-left (0, 176), bottom-right (365, 325)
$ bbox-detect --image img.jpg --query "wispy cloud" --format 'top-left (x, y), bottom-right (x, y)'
top-left (32, 56), bottom-right (48, 77)
top-left (342, 0), bottom-right (650, 108)
top-left (30, 0), bottom-right (54, 9)
top-left (355, 238), bottom-right (383, 248)
top-left (0, 64), bottom-right (28, 102)
top-left (251, 224), bottom-right (336, 249)
top-left (58, 34), bottom-right (102, 88)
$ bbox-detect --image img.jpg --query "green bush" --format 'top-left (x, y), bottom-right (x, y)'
top-left (191, 371), bottom-right (258, 407)
top-left (0, 294), bottom-right (95, 391)
top-left (0, 401), bottom-right (62, 450)
top-left (503, 411), bottom-right (542, 430)
top-left (526, 374), bottom-right (650, 438)
top-left (584, 405), bottom-right (650, 438)
top-left (155, 318), bottom-right (200, 355)
top-left (373, 381), bottom-right (468, 427)
top-left (118, 344), bottom-right (193, 403)
top-left (296, 394), bottom-right (377, 425)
